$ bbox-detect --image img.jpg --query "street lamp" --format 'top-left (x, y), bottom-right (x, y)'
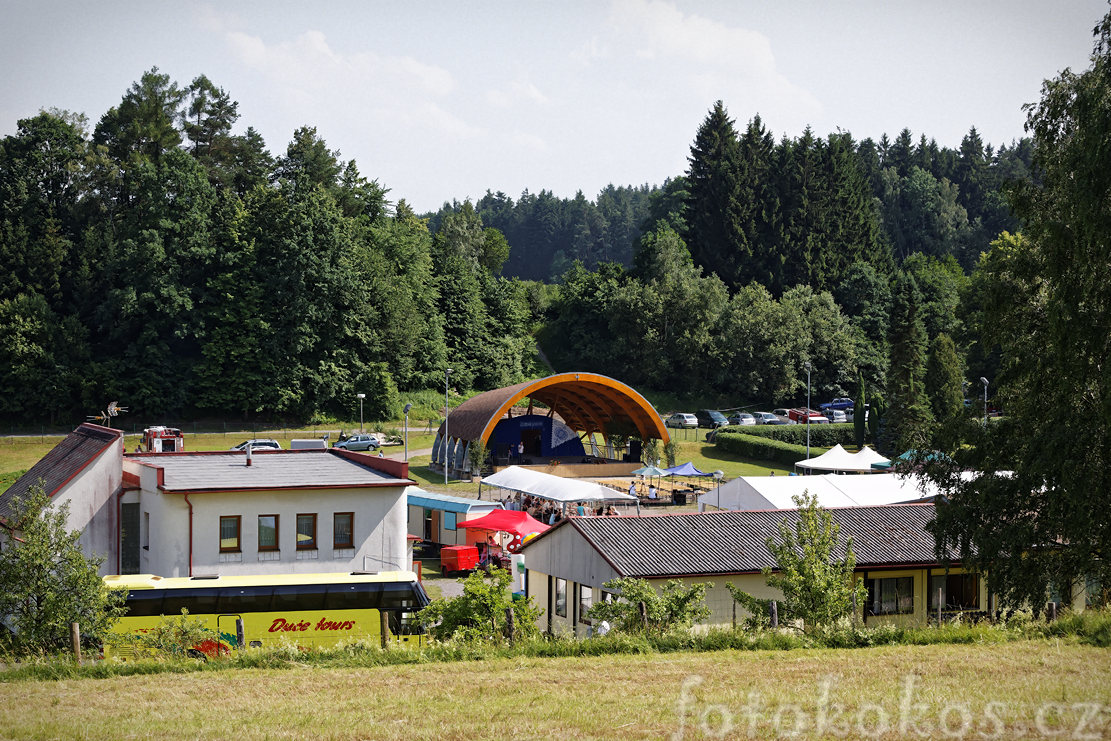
top-left (403, 402), bottom-right (413, 461)
top-left (444, 368), bottom-right (452, 485)
top-left (713, 470), bottom-right (724, 511)
top-left (980, 377), bottom-right (989, 425)
top-left (804, 361), bottom-right (812, 460)
top-left (356, 393), bottom-right (365, 434)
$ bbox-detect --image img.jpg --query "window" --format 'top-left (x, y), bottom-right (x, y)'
top-left (866, 576), bottom-right (914, 615)
top-left (579, 584), bottom-right (593, 624)
top-left (930, 574), bottom-right (980, 610)
top-left (142, 511), bottom-right (150, 550)
top-left (333, 512), bottom-right (353, 549)
top-left (258, 514), bottom-right (279, 551)
top-left (296, 514), bottom-right (317, 550)
top-left (445, 512), bottom-right (457, 530)
top-left (555, 578), bottom-right (567, 617)
top-left (219, 515), bottom-right (241, 552)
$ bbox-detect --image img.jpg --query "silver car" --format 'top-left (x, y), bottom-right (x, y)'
top-left (334, 434), bottom-right (380, 451)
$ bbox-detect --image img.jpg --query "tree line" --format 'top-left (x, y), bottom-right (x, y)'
top-left (0, 69), bottom-right (539, 424)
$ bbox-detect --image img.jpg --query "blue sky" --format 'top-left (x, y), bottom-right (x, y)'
top-left (2, 1), bottom-right (1105, 212)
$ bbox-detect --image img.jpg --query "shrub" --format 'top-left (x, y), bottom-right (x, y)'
top-left (712, 432), bottom-right (812, 465)
top-left (716, 423), bottom-right (856, 447)
top-left (418, 567), bottom-right (542, 643)
top-left (585, 578), bottom-right (710, 635)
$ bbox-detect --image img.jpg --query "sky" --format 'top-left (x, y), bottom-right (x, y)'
top-left (2, 1), bottom-right (1107, 213)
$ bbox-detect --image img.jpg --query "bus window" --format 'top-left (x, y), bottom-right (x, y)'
top-left (162, 587), bottom-right (219, 616)
top-left (380, 581), bottom-right (428, 610)
top-left (272, 583), bottom-right (325, 612)
top-left (125, 590), bottom-right (165, 617)
top-left (219, 586), bottom-right (273, 613)
top-left (325, 582), bottom-right (380, 610)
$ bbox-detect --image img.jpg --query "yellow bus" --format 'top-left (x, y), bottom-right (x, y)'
top-left (104, 571), bottom-right (430, 658)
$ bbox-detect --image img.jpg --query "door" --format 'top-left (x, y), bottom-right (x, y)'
top-left (120, 502), bottom-right (140, 574)
top-left (430, 510), bottom-right (442, 543)
top-left (522, 429), bottom-right (542, 457)
top-left (217, 614), bottom-right (243, 651)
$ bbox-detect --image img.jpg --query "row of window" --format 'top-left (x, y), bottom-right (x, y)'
top-left (123, 581), bottom-right (426, 617)
top-left (866, 574), bottom-right (980, 616)
top-left (219, 513), bottom-right (354, 553)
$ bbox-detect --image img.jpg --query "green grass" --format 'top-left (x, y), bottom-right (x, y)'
top-left (2, 640), bottom-right (1108, 739)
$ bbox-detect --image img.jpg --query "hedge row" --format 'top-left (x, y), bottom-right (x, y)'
top-left (712, 431), bottom-right (817, 465)
top-left (717, 422), bottom-right (857, 447)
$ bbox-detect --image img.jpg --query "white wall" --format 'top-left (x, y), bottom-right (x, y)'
top-left (51, 436), bottom-right (123, 576)
top-left (138, 485), bottom-right (407, 577)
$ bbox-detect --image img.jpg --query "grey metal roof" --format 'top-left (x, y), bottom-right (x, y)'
top-left (1, 424), bottom-right (121, 525)
top-left (132, 450), bottom-right (411, 492)
top-left (531, 504), bottom-right (947, 578)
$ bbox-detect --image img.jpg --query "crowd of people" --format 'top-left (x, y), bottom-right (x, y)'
top-left (500, 492), bottom-right (620, 524)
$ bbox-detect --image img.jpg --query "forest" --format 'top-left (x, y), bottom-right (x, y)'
top-left (0, 68), bottom-right (1027, 448)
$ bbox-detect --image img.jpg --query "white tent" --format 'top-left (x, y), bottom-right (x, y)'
top-left (480, 466), bottom-right (637, 504)
top-left (699, 472), bottom-right (937, 511)
top-left (795, 443), bottom-right (889, 473)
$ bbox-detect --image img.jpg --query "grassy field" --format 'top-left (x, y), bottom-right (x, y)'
top-left (2, 641), bottom-right (1108, 739)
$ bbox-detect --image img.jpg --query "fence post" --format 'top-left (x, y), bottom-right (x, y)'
top-left (937, 588), bottom-right (943, 625)
top-left (770, 600), bottom-right (778, 629)
top-left (505, 606), bottom-right (516, 644)
top-left (732, 600), bottom-right (736, 629)
top-left (1048, 601), bottom-right (1058, 622)
top-left (638, 601), bottom-right (648, 631)
top-left (70, 622), bottom-right (81, 662)
top-left (380, 611), bottom-right (390, 649)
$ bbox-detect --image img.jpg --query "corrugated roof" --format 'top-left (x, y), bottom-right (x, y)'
top-left (132, 450), bottom-right (411, 492)
top-left (1, 424), bottom-right (121, 525)
top-left (526, 504), bottom-right (946, 578)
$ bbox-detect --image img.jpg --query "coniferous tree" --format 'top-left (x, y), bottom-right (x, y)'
top-left (685, 101), bottom-right (745, 285)
top-left (883, 273), bottom-right (934, 454)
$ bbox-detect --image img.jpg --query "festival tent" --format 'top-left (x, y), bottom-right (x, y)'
top-left (663, 462), bottom-right (709, 477)
top-left (795, 444), bottom-right (889, 473)
top-left (480, 466), bottom-right (638, 504)
top-left (698, 472), bottom-right (938, 511)
top-left (455, 509), bottom-right (550, 536)
top-left (631, 465), bottom-right (668, 477)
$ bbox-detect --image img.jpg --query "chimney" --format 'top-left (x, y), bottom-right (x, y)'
top-left (246, 445), bottom-right (253, 467)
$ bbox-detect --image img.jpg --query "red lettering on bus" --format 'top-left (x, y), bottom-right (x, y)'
top-left (312, 617), bottom-right (356, 631)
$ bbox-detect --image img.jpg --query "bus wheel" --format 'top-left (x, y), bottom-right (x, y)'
top-left (187, 648), bottom-right (208, 662)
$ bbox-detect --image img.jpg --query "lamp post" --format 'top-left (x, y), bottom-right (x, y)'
top-left (980, 377), bottom-right (989, 425)
top-left (804, 361), bottom-right (812, 460)
top-left (713, 469), bottom-right (724, 511)
top-left (356, 393), bottom-right (365, 434)
top-left (403, 402), bottom-right (412, 461)
top-left (444, 368), bottom-right (452, 485)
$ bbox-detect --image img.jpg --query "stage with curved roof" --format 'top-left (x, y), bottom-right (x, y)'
top-left (437, 372), bottom-right (669, 448)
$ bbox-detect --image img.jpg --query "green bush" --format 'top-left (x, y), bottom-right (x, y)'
top-left (712, 432), bottom-right (813, 465)
top-left (717, 423), bottom-right (856, 447)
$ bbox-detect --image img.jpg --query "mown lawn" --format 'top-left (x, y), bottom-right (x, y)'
top-left (3, 641), bottom-right (1108, 739)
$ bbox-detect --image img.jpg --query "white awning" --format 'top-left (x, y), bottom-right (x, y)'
top-left (481, 466), bottom-right (637, 503)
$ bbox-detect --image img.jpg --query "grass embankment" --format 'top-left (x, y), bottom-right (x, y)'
top-left (2, 640), bottom-right (1108, 739)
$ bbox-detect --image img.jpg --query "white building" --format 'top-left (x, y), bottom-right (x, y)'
top-left (2, 424), bottom-right (416, 579)
top-left (121, 449), bottom-right (413, 577)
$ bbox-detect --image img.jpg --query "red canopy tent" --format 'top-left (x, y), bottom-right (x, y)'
top-left (455, 509), bottom-right (550, 536)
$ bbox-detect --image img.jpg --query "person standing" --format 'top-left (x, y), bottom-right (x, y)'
top-left (516, 441), bottom-right (524, 463)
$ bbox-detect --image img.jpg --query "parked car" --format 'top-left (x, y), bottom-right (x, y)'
top-left (751, 411), bottom-right (777, 425)
top-left (727, 412), bottom-right (756, 426)
top-left (665, 413), bottom-right (698, 429)
top-left (827, 409), bottom-right (848, 423)
top-left (819, 397), bottom-right (855, 412)
top-left (290, 438), bottom-right (328, 450)
top-left (230, 439), bottom-right (281, 451)
top-left (770, 408), bottom-right (798, 424)
top-left (788, 407), bottom-right (829, 423)
top-left (334, 434), bottom-right (380, 451)
top-left (696, 409), bottom-right (729, 429)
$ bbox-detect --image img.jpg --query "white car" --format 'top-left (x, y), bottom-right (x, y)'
top-left (751, 412), bottom-right (779, 425)
top-left (334, 434), bottom-right (380, 451)
top-left (231, 439), bottom-right (281, 451)
top-left (665, 413), bottom-right (698, 429)
top-left (827, 409), bottom-right (848, 423)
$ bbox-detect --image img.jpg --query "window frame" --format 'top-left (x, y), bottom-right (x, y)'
top-left (866, 576), bottom-right (915, 616)
top-left (219, 515), bottom-right (241, 553)
top-left (333, 512), bottom-right (354, 549)
top-left (296, 513), bottom-right (318, 551)
top-left (578, 584), bottom-right (593, 624)
top-left (555, 577), bottom-right (567, 618)
top-left (257, 514), bottom-right (280, 552)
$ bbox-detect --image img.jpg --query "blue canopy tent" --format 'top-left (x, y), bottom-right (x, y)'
top-left (664, 462), bottom-right (708, 477)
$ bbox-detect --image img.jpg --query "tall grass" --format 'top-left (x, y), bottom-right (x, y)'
top-left (6, 609), bottom-right (1110, 683)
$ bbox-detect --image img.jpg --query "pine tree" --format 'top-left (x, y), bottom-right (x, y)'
top-left (883, 273), bottom-right (934, 454)
top-left (685, 101), bottom-right (745, 285)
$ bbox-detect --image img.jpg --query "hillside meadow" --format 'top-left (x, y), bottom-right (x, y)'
top-left (2, 641), bottom-right (1108, 740)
